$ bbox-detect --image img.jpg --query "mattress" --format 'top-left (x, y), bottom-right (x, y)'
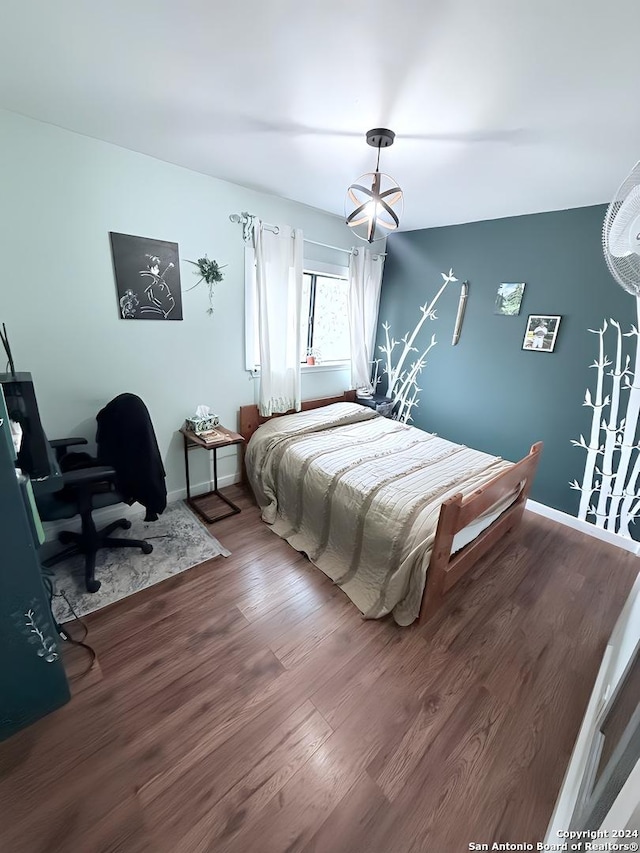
top-left (451, 485), bottom-right (521, 554)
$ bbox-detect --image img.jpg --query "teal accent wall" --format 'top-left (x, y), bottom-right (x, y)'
top-left (377, 205), bottom-right (638, 521)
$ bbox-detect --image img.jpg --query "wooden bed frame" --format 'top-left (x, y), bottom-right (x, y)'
top-left (239, 390), bottom-right (358, 446)
top-left (238, 392), bottom-right (542, 624)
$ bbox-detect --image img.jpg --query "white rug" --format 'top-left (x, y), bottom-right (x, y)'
top-left (49, 502), bottom-right (230, 622)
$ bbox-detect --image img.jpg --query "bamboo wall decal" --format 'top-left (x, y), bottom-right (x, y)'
top-left (573, 323), bottom-right (610, 524)
top-left (378, 269), bottom-right (456, 423)
top-left (616, 319), bottom-right (640, 536)
top-left (570, 300), bottom-right (640, 537)
top-left (595, 319), bottom-right (625, 525)
top-left (609, 302), bottom-right (640, 533)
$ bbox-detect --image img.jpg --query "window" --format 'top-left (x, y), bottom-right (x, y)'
top-left (245, 248), bottom-right (351, 371)
top-left (300, 271), bottom-right (351, 363)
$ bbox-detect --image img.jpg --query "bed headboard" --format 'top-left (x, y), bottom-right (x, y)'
top-left (238, 390), bottom-right (357, 446)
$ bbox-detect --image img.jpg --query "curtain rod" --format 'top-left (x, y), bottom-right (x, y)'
top-left (229, 212), bottom-right (386, 258)
top-left (260, 221), bottom-right (353, 254)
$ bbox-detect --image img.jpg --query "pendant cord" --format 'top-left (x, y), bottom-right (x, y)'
top-left (375, 144), bottom-right (381, 173)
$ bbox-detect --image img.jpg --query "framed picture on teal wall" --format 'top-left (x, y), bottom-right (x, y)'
top-left (522, 315), bottom-right (561, 352)
top-left (495, 282), bottom-right (525, 315)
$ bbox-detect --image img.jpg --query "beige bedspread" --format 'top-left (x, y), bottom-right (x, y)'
top-left (246, 403), bottom-right (513, 625)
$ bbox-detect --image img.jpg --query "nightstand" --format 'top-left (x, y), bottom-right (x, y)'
top-left (179, 425), bottom-right (245, 523)
top-left (356, 394), bottom-right (396, 418)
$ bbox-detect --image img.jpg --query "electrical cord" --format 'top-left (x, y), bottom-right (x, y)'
top-left (39, 533), bottom-right (172, 676)
top-left (41, 566), bottom-right (96, 673)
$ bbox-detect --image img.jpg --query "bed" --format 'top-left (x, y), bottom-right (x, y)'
top-left (239, 392), bottom-right (541, 626)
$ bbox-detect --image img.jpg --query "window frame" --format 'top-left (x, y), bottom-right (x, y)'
top-left (245, 251), bottom-right (350, 373)
top-left (302, 268), bottom-right (351, 365)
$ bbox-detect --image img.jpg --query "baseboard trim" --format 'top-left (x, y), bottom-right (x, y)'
top-left (165, 471), bottom-right (241, 505)
top-left (42, 471), bottom-right (241, 542)
top-left (526, 499), bottom-right (640, 556)
top-left (46, 479), bottom-right (636, 555)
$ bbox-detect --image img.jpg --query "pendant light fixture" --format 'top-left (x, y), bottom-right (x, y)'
top-left (345, 128), bottom-right (403, 243)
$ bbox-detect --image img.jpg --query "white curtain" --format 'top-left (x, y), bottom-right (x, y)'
top-left (348, 248), bottom-right (385, 394)
top-left (254, 222), bottom-right (304, 416)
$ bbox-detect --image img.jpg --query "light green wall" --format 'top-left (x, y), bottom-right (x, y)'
top-left (0, 109), bottom-right (352, 496)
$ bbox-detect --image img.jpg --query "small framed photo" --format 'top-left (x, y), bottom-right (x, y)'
top-left (522, 315), bottom-right (561, 352)
top-left (495, 282), bottom-right (525, 315)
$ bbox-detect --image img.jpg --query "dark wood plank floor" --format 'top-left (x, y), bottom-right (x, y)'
top-left (0, 485), bottom-right (637, 853)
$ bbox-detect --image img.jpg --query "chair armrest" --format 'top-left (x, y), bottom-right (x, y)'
top-left (61, 466), bottom-right (116, 487)
top-left (50, 437), bottom-right (88, 450)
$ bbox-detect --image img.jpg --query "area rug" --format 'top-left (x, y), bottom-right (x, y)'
top-left (49, 502), bottom-right (230, 622)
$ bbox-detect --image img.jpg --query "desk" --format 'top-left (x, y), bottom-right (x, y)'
top-left (180, 426), bottom-right (245, 524)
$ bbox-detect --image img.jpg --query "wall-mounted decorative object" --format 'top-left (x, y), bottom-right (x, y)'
top-left (13, 600), bottom-right (59, 663)
top-left (570, 159), bottom-right (640, 537)
top-left (495, 282), bottom-right (525, 315)
top-left (452, 280), bottom-right (469, 345)
top-left (522, 314), bottom-right (561, 352)
top-left (345, 128), bottom-right (403, 243)
top-left (185, 255), bottom-right (226, 315)
top-left (376, 269), bottom-right (457, 423)
top-left (110, 232), bottom-right (182, 321)
top-left (570, 318), bottom-right (639, 535)
top-left (570, 162), bottom-right (640, 539)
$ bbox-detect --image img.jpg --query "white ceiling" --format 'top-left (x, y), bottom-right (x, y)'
top-left (1, 0), bottom-right (638, 230)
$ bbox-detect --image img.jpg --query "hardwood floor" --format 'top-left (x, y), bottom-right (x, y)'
top-left (0, 485), bottom-right (637, 853)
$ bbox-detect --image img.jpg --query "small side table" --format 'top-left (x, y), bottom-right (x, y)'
top-left (180, 426), bottom-right (245, 524)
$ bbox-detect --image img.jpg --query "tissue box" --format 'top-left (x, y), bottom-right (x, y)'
top-left (185, 414), bottom-right (219, 434)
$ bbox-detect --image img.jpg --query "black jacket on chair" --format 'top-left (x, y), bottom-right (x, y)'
top-left (96, 394), bottom-right (167, 521)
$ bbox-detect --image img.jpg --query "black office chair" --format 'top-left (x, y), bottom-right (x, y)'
top-left (37, 437), bottom-right (153, 593)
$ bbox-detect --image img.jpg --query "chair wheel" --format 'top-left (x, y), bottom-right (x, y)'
top-left (86, 579), bottom-right (101, 593)
top-left (120, 519), bottom-right (132, 530)
top-left (58, 531), bottom-right (75, 545)
top-left (141, 542), bottom-right (153, 555)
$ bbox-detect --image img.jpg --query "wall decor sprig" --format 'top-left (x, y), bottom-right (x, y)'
top-left (185, 256), bottom-right (227, 315)
top-left (16, 601), bottom-right (59, 663)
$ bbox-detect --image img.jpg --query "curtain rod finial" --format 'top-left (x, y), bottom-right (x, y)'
top-left (230, 211), bottom-right (256, 243)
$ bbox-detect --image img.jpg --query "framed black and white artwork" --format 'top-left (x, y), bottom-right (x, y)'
top-left (522, 314), bottom-right (561, 352)
top-left (109, 232), bottom-right (183, 321)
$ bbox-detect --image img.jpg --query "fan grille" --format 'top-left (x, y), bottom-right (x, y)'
top-left (603, 160), bottom-right (640, 296)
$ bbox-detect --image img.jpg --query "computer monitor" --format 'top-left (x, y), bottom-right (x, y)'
top-left (0, 372), bottom-right (52, 480)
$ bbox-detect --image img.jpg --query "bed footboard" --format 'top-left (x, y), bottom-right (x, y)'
top-left (419, 441), bottom-right (543, 623)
